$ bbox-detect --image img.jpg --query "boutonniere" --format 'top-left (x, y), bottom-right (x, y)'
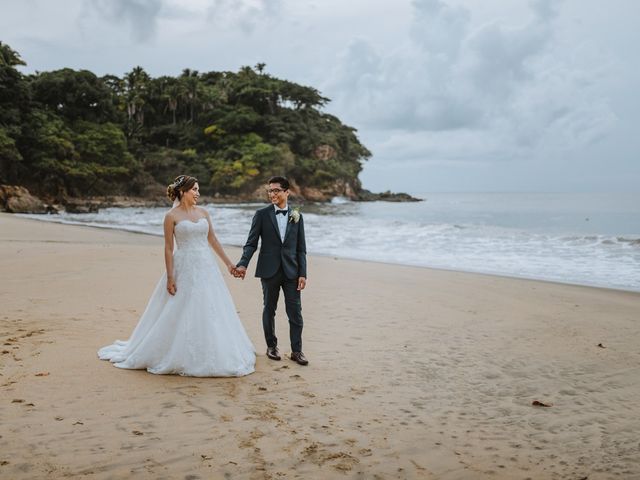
top-left (289, 207), bottom-right (301, 223)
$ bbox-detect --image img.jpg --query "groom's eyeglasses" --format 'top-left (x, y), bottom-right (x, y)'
top-left (267, 188), bottom-right (286, 194)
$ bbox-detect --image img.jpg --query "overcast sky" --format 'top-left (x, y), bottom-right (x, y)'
top-left (2, 0), bottom-right (638, 194)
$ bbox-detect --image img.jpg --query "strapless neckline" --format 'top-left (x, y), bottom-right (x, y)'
top-left (176, 217), bottom-right (207, 226)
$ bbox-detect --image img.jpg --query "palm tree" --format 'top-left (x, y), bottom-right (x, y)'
top-left (0, 42), bottom-right (26, 67)
top-left (123, 66), bottom-right (150, 135)
top-left (166, 82), bottom-right (183, 125)
top-left (156, 76), bottom-right (183, 125)
top-left (180, 69), bottom-right (201, 124)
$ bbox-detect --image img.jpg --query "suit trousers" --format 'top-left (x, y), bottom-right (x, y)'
top-left (261, 267), bottom-right (303, 352)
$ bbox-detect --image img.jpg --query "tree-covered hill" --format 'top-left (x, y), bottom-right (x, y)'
top-left (0, 42), bottom-right (373, 203)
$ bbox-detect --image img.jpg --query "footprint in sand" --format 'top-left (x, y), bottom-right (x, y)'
top-left (301, 442), bottom-right (360, 472)
top-left (350, 387), bottom-right (367, 395)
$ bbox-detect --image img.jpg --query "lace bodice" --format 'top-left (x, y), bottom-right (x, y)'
top-left (174, 218), bottom-right (210, 252)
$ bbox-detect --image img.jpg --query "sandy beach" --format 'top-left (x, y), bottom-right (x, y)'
top-left (1, 212), bottom-right (639, 479)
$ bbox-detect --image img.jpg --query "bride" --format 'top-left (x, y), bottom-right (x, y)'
top-left (98, 175), bottom-right (255, 377)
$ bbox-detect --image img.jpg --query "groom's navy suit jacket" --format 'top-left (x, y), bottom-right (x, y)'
top-left (238, 205), bottom-right (307, 279)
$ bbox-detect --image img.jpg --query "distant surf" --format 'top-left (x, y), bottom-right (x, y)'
top-left (20, 192), bottom-right (640, 291)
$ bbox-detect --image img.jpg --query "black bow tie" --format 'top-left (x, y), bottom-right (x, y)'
top-left (276, 209), bottom-right (288, 216)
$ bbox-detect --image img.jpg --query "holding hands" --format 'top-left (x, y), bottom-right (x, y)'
top-left (234, 265), bottom-right (246, 279)
top-left (227, 264), bottom-right (246, 279)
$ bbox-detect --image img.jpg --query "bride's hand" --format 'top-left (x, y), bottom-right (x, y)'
top-left (167, 277), bottom-right (177, 296)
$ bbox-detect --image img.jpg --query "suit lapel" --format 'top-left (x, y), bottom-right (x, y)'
top-left (283, 208), bottom-right (293, 243)
top-left (268, 207), bottom-right (282, 243)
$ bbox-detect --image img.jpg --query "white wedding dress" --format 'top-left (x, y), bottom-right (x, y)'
top-left (98, 218), bottom-right (255, 377)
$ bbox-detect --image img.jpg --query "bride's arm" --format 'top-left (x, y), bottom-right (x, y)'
top-left (204, 211), bottom-right (235, 274)
top-left (163, 214), bottom-right (177, 295)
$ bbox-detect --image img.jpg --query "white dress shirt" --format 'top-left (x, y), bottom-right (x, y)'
top-left (274, 204), bottom-right (288, 242)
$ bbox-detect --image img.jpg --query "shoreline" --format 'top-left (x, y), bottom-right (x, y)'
top-left (2, 213), bottom-right (640, 478)
top-left (14, 212), bottom-right (640, 294)
top-left (0, 189), bottom-right (423, 215)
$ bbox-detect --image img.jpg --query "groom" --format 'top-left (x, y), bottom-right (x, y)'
top-left (235, 176), bottom-right (309, 366)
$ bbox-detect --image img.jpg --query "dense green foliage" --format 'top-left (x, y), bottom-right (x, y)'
top-left (0, 42), bottom-right (370, 199)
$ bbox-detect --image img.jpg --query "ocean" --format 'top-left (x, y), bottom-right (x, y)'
top-left (20, 192), bottom-right (640, 292)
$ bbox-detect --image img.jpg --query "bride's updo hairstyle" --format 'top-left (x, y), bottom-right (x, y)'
top-left (167, 175), bottom-right (198, 202)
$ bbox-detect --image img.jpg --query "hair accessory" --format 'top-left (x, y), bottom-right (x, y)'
top-left (174, 176), bottom-right (186, 189)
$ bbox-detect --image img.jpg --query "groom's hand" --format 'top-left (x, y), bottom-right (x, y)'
top-left (297, 277), bottom-right (306, 291)
top-left (235, 265), bottom-right (247, 280)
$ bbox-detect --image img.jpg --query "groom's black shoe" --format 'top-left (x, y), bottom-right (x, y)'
top-left (266, 346), bottom-right (281, 361)
top-left (290, 351), bottom-right (309, 366)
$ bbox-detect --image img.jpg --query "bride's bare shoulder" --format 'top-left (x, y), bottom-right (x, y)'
top-left (164, 209), bottom-right (179, 224)
top-left (197, 206), bottom-right (211, 218)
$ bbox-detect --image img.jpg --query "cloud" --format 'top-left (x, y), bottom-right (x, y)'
top-left (530, 0), bottom-right (559, 22)
top-left (324, 0), bottom-right (616, 165)
top-left (85, 0), bottom-right (163, 43)
top-left (206, 0), bottom-right (283, 34)
top-left (410, 0), bottom-right (469, 60)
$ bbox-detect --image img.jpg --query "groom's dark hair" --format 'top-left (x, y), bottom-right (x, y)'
top-left (268, 176), bottom-right (290, 190)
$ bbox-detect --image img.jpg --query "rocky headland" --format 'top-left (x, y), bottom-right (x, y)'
top-left (0, 183), bottom-right (422, 214)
